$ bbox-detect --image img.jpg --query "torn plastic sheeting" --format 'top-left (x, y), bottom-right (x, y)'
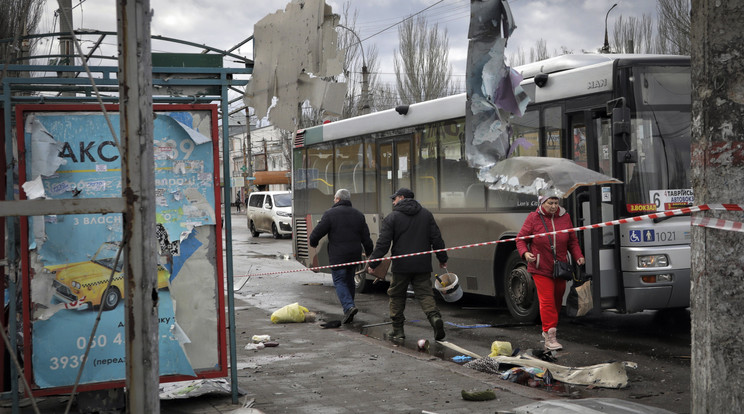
top-left (488, 353), bottom-right (636, 389)
top-left (465, 0), bottom-right (530, 173)
top-left (159, 378), bottom-right (234, 399)
top-left (245, 0), bottom-right (344, 131)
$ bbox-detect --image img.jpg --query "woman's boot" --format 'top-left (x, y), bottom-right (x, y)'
top-left (542, 327), bottom-right (563, 351)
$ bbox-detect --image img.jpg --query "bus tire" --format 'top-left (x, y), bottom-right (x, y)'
top-left (503, 250), bottom-right (539, 323)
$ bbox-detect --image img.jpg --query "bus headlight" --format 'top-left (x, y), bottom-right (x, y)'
top-left (638, 254), bottom-right (669, 268)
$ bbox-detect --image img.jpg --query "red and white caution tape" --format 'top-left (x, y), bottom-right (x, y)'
top-left (235, 203), bottom-right (743, 278)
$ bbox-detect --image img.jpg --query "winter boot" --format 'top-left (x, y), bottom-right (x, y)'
top-left (542, 327), bottom-right (563, 351)
top-left (427, 313), bottom-right (446, 341)
top-left (388, 324), bottom-right (405, 340)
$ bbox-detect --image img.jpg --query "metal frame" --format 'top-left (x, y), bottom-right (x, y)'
top-left (1, 30), bottom-right (252, 409)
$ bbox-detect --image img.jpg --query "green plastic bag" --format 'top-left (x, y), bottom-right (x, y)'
top-left (270, 302), bottom-right (310, 323)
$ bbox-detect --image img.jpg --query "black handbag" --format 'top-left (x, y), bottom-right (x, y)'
top-left (539, 214), bottom-right (574, 281)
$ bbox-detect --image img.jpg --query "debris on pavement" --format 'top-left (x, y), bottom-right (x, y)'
top-left (464, 351), bottom-right (637, 389)
top-left (452, 355), bottom-right (474, 363)
top-left (270, 302), bottom-right (314, 323)
top-left (251, 334), bottom-right (271, 343)
top-left (244, 342), bottom-right (265, 351)
top-left (159, 378), bottom-right (237, 399)
top-left (437, 340), bottom-right (483, 359)
top-left (461, 389), bottom-right (497, 401)
top-left (320, 320), bottom-right (342, 329)
top-left (489, 340), bottom-right (513, 357)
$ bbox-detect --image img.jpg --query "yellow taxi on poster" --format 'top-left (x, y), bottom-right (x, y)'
top-left (47, 241), bottom-right (170, 311)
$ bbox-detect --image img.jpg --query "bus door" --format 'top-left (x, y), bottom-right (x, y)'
top-left (378, 138), bottom-right (412, 217)
top-left (566, 110), bottom-right (616, 312)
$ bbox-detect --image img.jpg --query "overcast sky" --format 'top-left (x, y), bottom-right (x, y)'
top-left (37, 0), bottom-right (660, 110)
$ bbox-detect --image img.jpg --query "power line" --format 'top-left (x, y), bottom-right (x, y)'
top-left (360, 0), bottom-right (446, 43)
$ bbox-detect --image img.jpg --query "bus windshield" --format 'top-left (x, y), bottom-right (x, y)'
top-left (624, 66), bottom-right (692, 214)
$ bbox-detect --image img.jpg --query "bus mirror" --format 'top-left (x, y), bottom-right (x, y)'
top-left (617, 150), bottom-right (638, 164)
top-left (612, 107), bottom-right (631, 138)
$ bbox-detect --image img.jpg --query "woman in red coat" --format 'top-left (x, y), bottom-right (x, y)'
top-left (516, 195), bottom-right (585, 351)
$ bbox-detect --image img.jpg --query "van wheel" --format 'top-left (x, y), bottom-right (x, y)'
top-left (503, 250), bottom-right (539, 323)
top-left (272, 223), bottom-right (281, 239)
top-left (250, 221), bottom-right (260, 237)
top-left (102, 287), bottom-right (121, 311)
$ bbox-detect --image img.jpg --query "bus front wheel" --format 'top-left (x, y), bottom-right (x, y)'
top-left (503, 250), bottom-right (539, 323)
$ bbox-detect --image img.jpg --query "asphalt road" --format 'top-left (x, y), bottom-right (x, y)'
top-left (226, 210), bottom-right (691, 414)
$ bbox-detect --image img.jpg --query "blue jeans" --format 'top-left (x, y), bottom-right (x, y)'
top-left (331, 265), bottom-right (356, 313)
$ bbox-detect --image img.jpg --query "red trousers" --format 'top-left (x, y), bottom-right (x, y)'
top-left (532, 273), bottom-right (566, 332)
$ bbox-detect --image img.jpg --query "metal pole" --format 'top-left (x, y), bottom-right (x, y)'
top-left (602, 3), bottom-right (617, 54)
top-left (337, 24), bottom-right (369, 115)
top-left (221, 75), bottom-right (240, 404)
top-left (57, 0), bottom-right (74, 95)
top-left (117, 0), bottom-right (159, 412)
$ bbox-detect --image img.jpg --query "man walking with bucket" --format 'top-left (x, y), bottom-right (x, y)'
top-left (367, 188), bottom-right (448, 341)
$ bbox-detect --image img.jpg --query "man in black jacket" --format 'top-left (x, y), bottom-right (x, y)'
top-left (309, 189), bottom-right (374, 324)
top-left (366, 188), bottom-right (448, 341)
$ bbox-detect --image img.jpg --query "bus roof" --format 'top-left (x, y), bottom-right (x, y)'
top-left (297, 54), bottom-right (690, 146)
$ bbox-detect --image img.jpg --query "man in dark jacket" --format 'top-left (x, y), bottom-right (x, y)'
top-left (309, 189), bottom-right (374, 324)
top-left (366, 188), bottom-right (448, 341)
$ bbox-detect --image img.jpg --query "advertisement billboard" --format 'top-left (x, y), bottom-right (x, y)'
top-left (16, 104), bottom-right (226, 393)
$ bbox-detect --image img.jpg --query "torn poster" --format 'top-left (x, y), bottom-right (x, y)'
top-left (18, 106), bottom-right (225, 390)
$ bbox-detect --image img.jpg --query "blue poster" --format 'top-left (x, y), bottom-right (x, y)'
top-left (23, 108), bottom-right (221, 388)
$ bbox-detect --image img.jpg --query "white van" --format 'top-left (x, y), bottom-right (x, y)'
top-left (246, 191), bottom-right (292, 238)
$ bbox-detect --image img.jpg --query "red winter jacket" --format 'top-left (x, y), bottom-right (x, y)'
top-left (516, 205), bottom-right (584, 278)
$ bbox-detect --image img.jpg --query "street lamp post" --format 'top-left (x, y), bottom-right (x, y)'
top-left (337, 24), bottom-right (370, 115)
top-left (602, 3), bottom-right (618, 54)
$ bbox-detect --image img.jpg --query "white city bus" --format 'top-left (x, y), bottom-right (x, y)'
top-left (292, 54), bottom-right (692, 322)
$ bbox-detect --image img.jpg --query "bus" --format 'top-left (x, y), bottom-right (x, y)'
top-left (292, 54), bottom-right (692, 322)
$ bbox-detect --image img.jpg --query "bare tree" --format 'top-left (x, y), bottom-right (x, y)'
top-left (0, 0), bottom-right (45, 66)
top-left (656, 0), bottom-right (690, 55)
top-left (393, 15), bottom-right (457, 104)
top-left (529, 38), bottom-right (550, 62)
top-left (611, 14), bottom-right (655, 53)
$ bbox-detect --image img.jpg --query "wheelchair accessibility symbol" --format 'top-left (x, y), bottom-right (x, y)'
top-left (629, 230), bottom-right (642, 243)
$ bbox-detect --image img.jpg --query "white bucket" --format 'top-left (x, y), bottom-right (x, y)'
top-left (434, 272), bottom-right (463, 302)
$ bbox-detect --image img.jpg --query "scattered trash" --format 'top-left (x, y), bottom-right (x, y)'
top-left (417, 339), bottom-right (430, 351)
top-left (531, 348), bottom-right (557, 363)
top-left (488, 340), bottom-right (513, 357)
top-left (361, 321), bottom-right (392, 328)
top-left (437, 340), bottom-right (482, 359)
top-left (262, 341), bottom-right (279, 347)
top-left (469, 351), bottom-right (636, 388)
top-left (452, 355), bottom-right (473, 363)
top-left (159, 378), bottom-right (236, 399)
top-left (270, 303), bottom-right (313, 323)
top-left (252, 335), bottom-right (271, 343)
top-left (445, 322), bottom-right (492, 328)
top-left (320, 320), bottom-right (342, 329)
top-left (244, 343), bottom-right (265, 351)
top-left (461, 389), bottom-right (496, 401)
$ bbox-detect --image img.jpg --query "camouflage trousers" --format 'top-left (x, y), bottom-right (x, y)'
top-left (387, 271), bottom-right (440, 326)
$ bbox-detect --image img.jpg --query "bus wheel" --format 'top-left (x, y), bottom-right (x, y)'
top-left (503, 250), bottom-right (539, 323)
